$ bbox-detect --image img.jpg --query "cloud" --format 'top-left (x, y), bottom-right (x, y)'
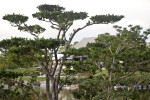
top-left (0, 0), bottom-right (150, 42)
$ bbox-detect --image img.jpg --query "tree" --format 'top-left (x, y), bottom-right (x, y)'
top-left (73, 25), bottom-right (150, 100)
top-left (2, 4), bottom-right (124, 100)
top-left (0, 69), bottom-right (43, 100)
top-left (0, 53), bottom-right (35, 69)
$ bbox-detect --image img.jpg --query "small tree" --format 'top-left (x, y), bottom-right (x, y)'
top-left (2, 4), bottom-right (124, 100)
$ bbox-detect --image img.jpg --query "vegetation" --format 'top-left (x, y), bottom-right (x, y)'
top-left (0, 4), bottom-right (124, 100)
top-left (72, 25), bottom-right (150, 100)
top-left (0, 69), bottom-right (42, 100)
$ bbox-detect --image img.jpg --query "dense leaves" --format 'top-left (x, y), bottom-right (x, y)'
top-left (37, 4), bottom-right (65, 12)
top-left (33, 4), bottom-right (88, 25)
top-left (18, 24), bottom-right (46, 35)
top-left (0, 69), bottom-right (39, 100)
top-left (90, 14), bottom-right (124, 24)
top-left (73, 25), bottom-right (150, 100)
top-left (0, 69), bottom-right (23, 78)
top-left (3, 13), bottom-right (28, 25)
top-left (73, 78), bottom-right (100, 100)
top-left (2, 4), bottom-right (124, 100)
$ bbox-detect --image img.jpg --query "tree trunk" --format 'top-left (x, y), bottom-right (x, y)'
top-left (50, 75), bottom-right (58, 100)
top-left (46, 73), bottom-right (51, 100)
top-left (107, 71), bottom-right (113, 100)
top-left (52, 78), bottom-right (59, 100)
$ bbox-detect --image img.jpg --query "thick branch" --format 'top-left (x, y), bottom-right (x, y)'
top-left (49, 50), bottom-right (53, 73)
top-left (68, 23), bottom-right (93, 45)
top-left (118, 60), bottom-right (150, 83)
top-left (59, 74), bottom-right (71, 90)
top-left (57, 26), bottom-right (62, 40)
top-left (52, 50), bottom-right (59, 76)
top-left (44, 48), bottom-right (49, 66)
top-left (28, 53), bottom-right (51, 78)
top-left (68, 22), bottom-right (109, 46)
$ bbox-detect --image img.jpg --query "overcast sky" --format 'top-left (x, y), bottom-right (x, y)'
top-left (0, 0), bottom-right (150, 42)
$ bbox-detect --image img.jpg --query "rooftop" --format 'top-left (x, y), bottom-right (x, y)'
top-left (74, 37), bottom-right (96, 49)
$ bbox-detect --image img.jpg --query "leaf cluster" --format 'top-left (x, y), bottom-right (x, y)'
top-left (90, 14), bottom-right (124, 24)
top-left (3, 13), bottom-right (28, 25)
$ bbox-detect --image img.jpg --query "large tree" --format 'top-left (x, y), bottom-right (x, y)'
top-left (2, 4), bottom-right (124, 100)
top-left (73, 25), bottom-right (150, 100)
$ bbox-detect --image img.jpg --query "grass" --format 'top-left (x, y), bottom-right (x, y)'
top-left (7, 67), bottom-right (109, 81)
top-left (22, 76), bottom-right (46, 81)
top-left (94, 69), bottom-right (108, 77)
top-left (7, 67), bottom-right (45, 81)
top-left (7, 67), bottom-right (40, 73)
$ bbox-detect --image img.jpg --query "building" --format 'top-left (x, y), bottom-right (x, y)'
top-left (74, 37), bottom-right (96, 49)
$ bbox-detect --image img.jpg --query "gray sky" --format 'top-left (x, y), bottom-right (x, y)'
top-left (0, 0), bottom-right (150, 43)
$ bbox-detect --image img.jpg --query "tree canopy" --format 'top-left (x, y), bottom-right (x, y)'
top-left (72, 25), bottom-right (150, 100)
top-left (1, 4), bottom-right (124, 100)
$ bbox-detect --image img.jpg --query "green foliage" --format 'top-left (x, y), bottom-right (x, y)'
top-left (0, 37), bottom-right (60, 53)
top-left (0, 50), bottom-right (35, 69)
top-left (73, 25), bottom-right (150, 100)
top-left (72, 78), bottom-right (100, 100)
top-left (0, 69), bottom-right (40, 100)
top-left (0, 69), bottom-right (23, 79)
top-left (3, 13), bottom-right (28, 25)
top-left (37, 4), bottom-right (65, 12)
top-left (33, 4), bottom-right (88, 29)
top-left (90, 14), bottom-right (124, 24)
top-left (2, 4), bottom-right (124, 100)
top-left (18, 24), bottom-right (46, 35)
top-left (3, 14), bottom-right (45, 37)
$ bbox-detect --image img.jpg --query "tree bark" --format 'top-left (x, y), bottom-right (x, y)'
top-left (46, 73), bottom-right (51, 100)
top-left (50, 75), bottom-right (58, 100)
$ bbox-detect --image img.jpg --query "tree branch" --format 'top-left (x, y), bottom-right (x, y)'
top-left (5, 79), bottom-right (44, 100)
top-left (68, 23), bottom-right (94, 46)
top-left (116, 38), bottom-right (127, 54)
top-left (108, 45), bottom-right (113, 54)
top-left (59, 74), bottom-right (71, 91)
top-left (52, 49), bottom-right (59, 76)
top-left (28, 53), bottom-right (51, 78)
top-left (95, 63), bottom-right (106, 81)
top-left (118, 60), bottom-right (150, 83)
top-left (129, 79), bottom-right (144, 96)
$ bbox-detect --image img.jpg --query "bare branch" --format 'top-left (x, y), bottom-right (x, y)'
top-left (59, 74), bottom-right (71, 90)
top-left (118, 60), bottom-right (150, 83)
top-left (108, 45), bottom-right (113, 54)
top-left (68, 23), bottom-right (94, 46)
top-left (96, 63), bottom-right (106, 80)
top-left (49, 20), bottom-right (59, 27)
top-left (22, 84), bottom-right (44, 100)
top-left (129, 80), bottom-right (144, 96)
top-left (116, 38), bottom-right (127, 54)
